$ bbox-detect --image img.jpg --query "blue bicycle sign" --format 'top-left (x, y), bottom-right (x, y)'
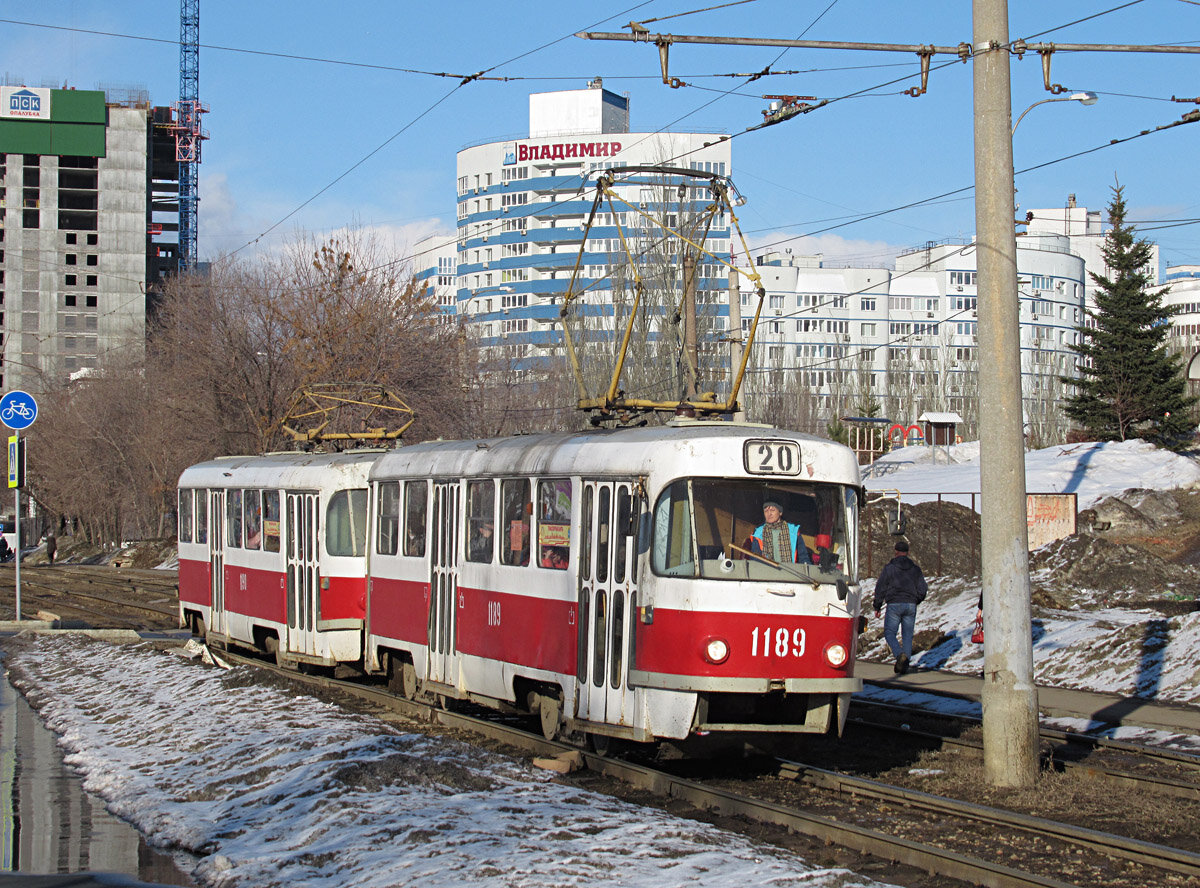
top-left (0, 391), bottom-right (38, 430)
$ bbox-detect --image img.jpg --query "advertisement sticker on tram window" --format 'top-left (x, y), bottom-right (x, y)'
top-left (539, 523), bottom-right (570, 547)
top-left (743, 439), bottom-right (801, 476)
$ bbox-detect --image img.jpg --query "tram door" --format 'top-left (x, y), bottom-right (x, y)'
top-left (576, 481), bottom-right (638, 726)
top-left (428, 482), bottom-right (460, 685)
top-left (285, 492), bottom-right (320, 657)
top-left (208, 490), bottom-right (225, 636)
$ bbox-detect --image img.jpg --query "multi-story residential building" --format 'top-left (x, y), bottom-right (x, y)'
top-left (739, 231), bottom-right (1089, 440)
top-left (0, 85), bottom-right (179, 392)
top-left (413, 232), bottom-right (458, 322)
top-left (454, 80), bottom-right (732, 371)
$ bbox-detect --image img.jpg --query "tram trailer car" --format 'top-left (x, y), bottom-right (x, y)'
top-left (363, 420), bottom-right (864, 749)
top-left (177, 451), bottom-right (377, 668)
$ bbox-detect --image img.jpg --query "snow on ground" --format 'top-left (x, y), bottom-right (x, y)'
top-left (858, 439), bottom-right (1200, 749)
top-left (862, 438), bottom-right (1200, 509)
top-left (3, 636), bottom-right (892, 888)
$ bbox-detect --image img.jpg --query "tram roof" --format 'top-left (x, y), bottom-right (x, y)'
top-left (178, 449), bottom-right (384, 490)
top-left (371, 421), bottom-right (861, 486)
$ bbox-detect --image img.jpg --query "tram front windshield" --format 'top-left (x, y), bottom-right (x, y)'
top-left (652, 478), bottom-right (857, 583)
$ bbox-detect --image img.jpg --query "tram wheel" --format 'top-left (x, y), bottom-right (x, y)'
top-left (264, 635), bottom-right (283, 667)
top-left (590, 733), bottom-right (614, 757)
top-left (539, 693), bottom-right (562, 741)
top-left (193, 615), bottom-right (206, 641)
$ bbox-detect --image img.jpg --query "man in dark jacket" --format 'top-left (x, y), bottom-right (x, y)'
top-left (872, 539), bottom-right (927, 675)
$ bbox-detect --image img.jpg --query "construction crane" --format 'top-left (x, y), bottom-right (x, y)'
top-left (173, 0), bottom-right (207, 273)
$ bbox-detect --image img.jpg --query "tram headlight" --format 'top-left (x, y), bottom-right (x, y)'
top-left (703, 637), bottom-right (730, 664)
top-left (823, 642), bottom-right (849, 669)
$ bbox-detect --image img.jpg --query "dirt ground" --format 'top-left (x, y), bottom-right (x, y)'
top-left (864, 485), bottom-right (1200, 607)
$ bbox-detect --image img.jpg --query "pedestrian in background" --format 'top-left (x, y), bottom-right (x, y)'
top-left (873, 539), bottom-right (927, 675)
top-left (45, 532), bottom-right (57, 566)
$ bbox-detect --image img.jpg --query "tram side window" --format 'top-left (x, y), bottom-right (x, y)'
top-left (226, 489), bottom-right (243, 549)
top-left (178, 489), bottom-right (193, 543)
top-left (244, 489), bottom-right (263, 550)
top-left (501, 478), bottom-right (531, 566)
top-left (196, 493), bottom-right (207, 545)
top-left (652, 480), bottom-right (694, 577)
top-left (467, 480), bottom-right (495, 563)
top-left (404, 481), bottom-right (428, 558)
top-left (262, 490), bottom-right (281, 553)
top-left (537, 479), bottom-right (570, 570)
top-left (377, 481), bottom-right (400, 556)
top-left (327, 489), bottom-right (368, 557)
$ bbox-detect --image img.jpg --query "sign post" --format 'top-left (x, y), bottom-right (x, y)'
top-left (1, 390), bottom-right (38, 621)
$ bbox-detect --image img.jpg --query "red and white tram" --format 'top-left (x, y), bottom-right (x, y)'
top-left (362, 420), bottom-right (863, 747)
top-left (177, 451), bottom-right (377, 667)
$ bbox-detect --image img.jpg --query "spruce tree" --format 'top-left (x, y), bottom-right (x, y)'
top-left (1062, 185), bottom-right (1196, 445)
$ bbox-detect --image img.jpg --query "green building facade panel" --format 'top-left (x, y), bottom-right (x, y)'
top-left (49, 89), bottom-right (106, 123)
top-left (0, 121), bottom-right (106, 157)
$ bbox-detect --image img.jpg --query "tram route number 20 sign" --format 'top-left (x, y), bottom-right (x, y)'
top-left (743, 439), bottom-right (802, 476)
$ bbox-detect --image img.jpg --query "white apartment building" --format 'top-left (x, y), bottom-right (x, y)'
top-left (454, 80), bottom-right (732, 368)
top-left (738, 231), bottom-right (1089, 439)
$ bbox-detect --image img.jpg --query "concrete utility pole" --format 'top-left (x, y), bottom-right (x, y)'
top-left (973, 0), bottom-right (1039, 788)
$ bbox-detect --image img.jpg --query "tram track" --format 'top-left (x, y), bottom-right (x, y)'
top-left (849, 697), bottom-right (1200, 802)
top-left (0, 565), bottom-right (180, 626)
top-left (210, 645), bottom-right (1200, 888)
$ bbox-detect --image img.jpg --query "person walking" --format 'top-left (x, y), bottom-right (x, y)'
top-left (872, 539), bottom-right (927, 675)
top-left (45, 532), bottom-right (57, 566)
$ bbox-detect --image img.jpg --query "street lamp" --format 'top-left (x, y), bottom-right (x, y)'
top-left (1011, 91), bottom-right (1099, 135)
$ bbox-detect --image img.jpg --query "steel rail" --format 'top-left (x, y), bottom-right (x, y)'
top-left (209, 647), bottom-right (1168, 888)
top-left (854, 694), bottom-right (1200, 767)
top-left (845, 712), bottom-right (1200, 802)
top-left (776, 758), bottom-right (1200, 879)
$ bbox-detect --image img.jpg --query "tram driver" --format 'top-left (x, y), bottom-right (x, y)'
top-left (749, 499), bottom-right (816, 565)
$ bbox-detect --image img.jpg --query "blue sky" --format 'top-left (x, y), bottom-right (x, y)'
top-left (5, 1), bottom-right (1199, 270)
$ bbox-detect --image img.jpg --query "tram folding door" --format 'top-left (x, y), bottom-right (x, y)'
top-left (428, 482), bottom-right (460, 686)
top-left (286, 492), bottom-right (319, 657)
top-left (208, 490), bottom-right (225, 636)
top-left (576, 480), bottom-right (637, 727)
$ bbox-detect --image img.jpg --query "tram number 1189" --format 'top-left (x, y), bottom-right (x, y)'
top-left (487, 600), bottom-right (502, 627)
top-left (751, 626), bottom-right (805, 658)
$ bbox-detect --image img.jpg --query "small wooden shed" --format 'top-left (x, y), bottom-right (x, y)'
top-left (918, 411), bottom-right (963, 446)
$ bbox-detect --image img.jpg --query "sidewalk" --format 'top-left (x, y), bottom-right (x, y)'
top-left (855, 659), bottom-right (1200, 737)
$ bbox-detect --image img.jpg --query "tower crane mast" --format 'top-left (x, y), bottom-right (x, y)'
top-left (174, 0), bottom-right (206, 273)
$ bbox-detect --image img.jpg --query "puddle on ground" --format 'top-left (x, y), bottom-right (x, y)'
top-left (1, 664), bottom-right (197, 885)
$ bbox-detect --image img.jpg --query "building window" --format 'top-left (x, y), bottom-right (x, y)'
top-left (860, 297), bottom-right (876, 312)
top-left (86, 294), bottom-right (97, 307)
top-left (64, 294), bottom-right (77, 307)
top-left (65, 274), bottom-right (77, 286)
top-left (860, 322), bottom-right (875, 336)
top-left (85, 275), bottom-right (97, 287)
top-left (65, 254), bottom-right (77, 265)
top-left (86, 234), bottom-right (97, 245)
top-left (65, 233), bottom-right (77, 245)
top-left (86, 254), bottom-right (97, 266)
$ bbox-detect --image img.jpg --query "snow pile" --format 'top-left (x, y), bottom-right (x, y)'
top-left (4, 636), bottom-right (890, 888)
top-left (864, 439), bottom-right (1200, 510)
